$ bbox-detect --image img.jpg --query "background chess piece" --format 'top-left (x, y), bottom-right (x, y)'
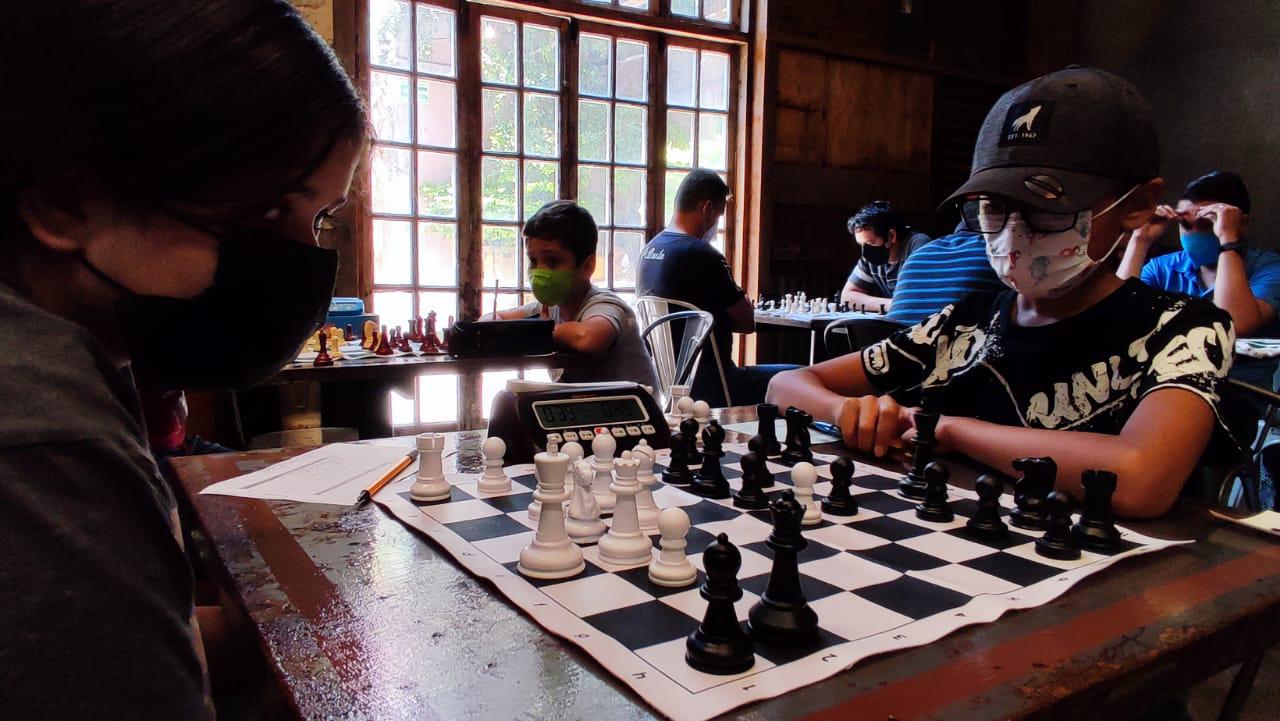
top-left (899, 407), bottom-right (939, 500)
top-left (1071, 469), bottom-right (1122, 551)
top-left (409, 433), bottom-right (450, 502)
top-left (1010, 456), bottom-right (1056, 530)
top-left (312, 330), bottom-right (334, 367)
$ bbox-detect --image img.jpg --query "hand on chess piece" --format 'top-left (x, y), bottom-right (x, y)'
top-left (834, 394), bottom-right (914, 457)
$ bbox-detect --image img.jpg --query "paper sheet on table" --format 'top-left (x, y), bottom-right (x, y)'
top-left (200, 442), bottom-right (414, 505)
top-left (1235, 339), bottom-right (1280, 358)
top-left (721, 419), bottom-right (841, 444)
top-left (1210, 508), bottom-right (1280, 537)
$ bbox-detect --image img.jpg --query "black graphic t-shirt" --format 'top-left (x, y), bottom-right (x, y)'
top-left (862, 279), bottom-right (1235, 438)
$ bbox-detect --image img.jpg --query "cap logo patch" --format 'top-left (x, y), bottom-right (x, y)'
top-left (999, 100), bottom-right (1054, 147)
top-left (1024, 174), bottom-right (1065, 200)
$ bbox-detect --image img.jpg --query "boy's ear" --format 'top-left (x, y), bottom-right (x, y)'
top-left (1117, 177), bottom-right (1165, 231)
top-left (582, 254), bottom-right (597, 278)
top-left (15, 176), bottom-right (96, 253)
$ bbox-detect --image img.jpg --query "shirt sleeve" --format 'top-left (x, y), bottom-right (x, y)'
top-left (1136, 299), bottom-right (1235, 413)
top-left (1139, 257), bottom-right (1162, 288)
top-left (692, 245), bottom-right (746, 310)
top-left (1246, 252), bottom-right (1280, 317)
top-left (861, 302), bottom-right (967, 395)
top-left (579, 297), bottom-right (625, 347)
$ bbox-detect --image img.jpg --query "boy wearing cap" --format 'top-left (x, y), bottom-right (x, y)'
top-left (767, 67), bottom-right (1235, 519)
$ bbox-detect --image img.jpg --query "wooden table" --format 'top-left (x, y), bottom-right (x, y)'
top-left (172, 407), bottom-right (1280, 721)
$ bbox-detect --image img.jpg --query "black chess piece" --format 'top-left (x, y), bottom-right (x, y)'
top-left (1071, 470), bottom-right (1122, 551)
top-left (914, 461), bottom-right (954, 523)
top-left (779, 407), bottom-right (814, 465)
top-left (663, 430), bottom-right (693, 486)
top-left (820, 457), bottom-right (858, 516)
top-left (1010, 456), bottom-right (1056, 531)
top-left (965, 474), bottom-right (1008, 541)
top-left (898, 408), bottom-right (939, 500)
top-left (685, 533), bottom-right (756, 675)
top-left (1035, 491), bottom-right (1082, 560)
top-left (689, 420), bottom-right (730, 499)
top-left (733, 441), bottom-right (770, 510)
top-left (680, 417), bottom-right (704, 466)
top-left (747, 491), bottom-right (819, 646)
top-left (756, 403), bottom-right (782, 457)
top-left (746, 436), bottom-right (776, 487)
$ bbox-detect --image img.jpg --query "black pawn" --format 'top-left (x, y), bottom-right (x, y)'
top-left (965, 475), bottom-right (1008, 541)
top-left (779, 407), bottom-right (814, 465)
top-left (747, 435), bottom-right (776, 487)
top-left (747, 491), bottom-right (819, 646)
top-left (663, 430), bottom-right (693, 486)
top-left (1010, 456), bottom-right (1056, 531)
top-left (1072, 470), bottom-right (1122, 551)
top-left (756, 403), bottom-right (782, 456)
top-left (1035, 491), bottom-right (1081, 560)
top-left (733, 440), bottom-right (770, 510)
top-left (820, 457), bottom-right (858, 516)
top-left (685, 533), bottom-right (755, 675)
top-left (899, 408), bottom-right (939, 500)
top-left (680, 417), bottom-right (704, 466)
top-left (689, 420), bottom-right (730, 499)
top-left (915, 461), bottom-right (954, 523)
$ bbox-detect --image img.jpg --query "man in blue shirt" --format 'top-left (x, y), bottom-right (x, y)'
top-left (885, 222), bottom-right (1007, 327)
top-left (637, 170), bottom-right (797, 406)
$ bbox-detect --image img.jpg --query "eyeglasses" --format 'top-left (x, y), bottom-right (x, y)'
top-left (959, 196), bottom-right (1082, 235)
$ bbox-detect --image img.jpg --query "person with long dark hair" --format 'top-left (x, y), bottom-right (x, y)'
top-left (0, 2), bottom-right (367, 717)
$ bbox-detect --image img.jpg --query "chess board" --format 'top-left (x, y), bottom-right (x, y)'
top-left (376, 444), bottom-right (1187, 721)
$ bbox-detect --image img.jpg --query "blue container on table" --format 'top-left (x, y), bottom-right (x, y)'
top-left (324, 297), bottom-right (377, 332)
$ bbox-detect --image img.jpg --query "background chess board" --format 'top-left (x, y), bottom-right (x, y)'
top-left (377, 443), bottom-right (1187, 721)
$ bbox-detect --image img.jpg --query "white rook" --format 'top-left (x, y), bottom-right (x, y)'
top-left (409, 433), bottom-right (450, 502)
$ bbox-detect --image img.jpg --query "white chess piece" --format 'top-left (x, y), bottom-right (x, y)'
top-left (478, 436), bottom-right (511, 494)
top-left (409, 433), bottom-right (450, 502)
top-left (591, 432), bottom-right (617, 513)
top-left (517, 448), bottom-right (584, 580)
top-left (827, 302), bottom-right (837, 313)
top-left (631, 439), bottom-right (660, 532)
top-left (597, 451), bottom-right (653, 567)
top-left (566, 459), bottom-right (606, 543)
top-left (648, 508), bottom-right (697, 588)
top-left (692, 400), bottom-right (711, 441)
top-left (676, 395), bottom-right (695, 422)
top-left (532, 439), bottom-right (584, 521)
top-left (791, 462), bottom-right (822, 525)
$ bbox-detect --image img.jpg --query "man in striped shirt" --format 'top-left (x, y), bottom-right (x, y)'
top-left (885, 222), bottom-right (1006, 326)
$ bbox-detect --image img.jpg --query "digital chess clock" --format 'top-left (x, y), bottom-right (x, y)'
top-left (487, 381), bottom-right (670, 465)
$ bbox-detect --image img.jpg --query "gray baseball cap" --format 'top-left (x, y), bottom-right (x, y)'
top-left (941, 66), bottom-right (1159, 213)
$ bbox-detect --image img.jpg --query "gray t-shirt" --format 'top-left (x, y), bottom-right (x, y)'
top-left (516, 286), bottom-right (659, 389)
top-left (848, 230), bottom-right (932, 297)
top-left (0, 281), bottom-right (211, 720)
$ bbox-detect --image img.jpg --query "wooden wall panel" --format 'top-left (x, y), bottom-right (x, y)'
top-left (776, 50), bottom-right (828, 110)
top-left (823, 60), bottom-right (934, 171)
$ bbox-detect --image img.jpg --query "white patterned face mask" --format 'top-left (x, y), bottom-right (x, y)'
top-left (985, 185), bottom-right (1138, 299)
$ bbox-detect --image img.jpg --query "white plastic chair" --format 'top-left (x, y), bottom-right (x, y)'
top-left (637, 296), bottom-right (734, 407)
top-left (641, 309), bottom-right (714, 411)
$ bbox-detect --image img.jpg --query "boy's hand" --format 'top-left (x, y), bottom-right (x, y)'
top-left (835, 395), bottom-right (913, 457)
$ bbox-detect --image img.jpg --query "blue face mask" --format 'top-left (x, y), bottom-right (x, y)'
top-left (1181, 230), bottom-right (1220, 268)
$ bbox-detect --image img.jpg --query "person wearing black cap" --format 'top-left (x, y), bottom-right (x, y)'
top-left (767, 67), bottom-right (1236, 520)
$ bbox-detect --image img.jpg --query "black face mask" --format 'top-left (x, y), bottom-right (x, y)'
top-left (861, 242), bottom-right (891, 265)
top-left (82, 227), bottom-right (338, 390)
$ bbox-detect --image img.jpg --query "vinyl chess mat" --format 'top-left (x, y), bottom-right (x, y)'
top-left (376, 444), bottom-right (1187, 721)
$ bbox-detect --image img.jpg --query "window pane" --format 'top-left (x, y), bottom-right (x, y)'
top-left (481, 291), bottom-right (523, 315)
top-left (417, 374), bottom-right (458, 424)
top-left (711, 230), bottom-right (726, 256)
top-left (620, 0), bottom-right (649, 8)
top-left (369, 0), bottom-right (411, 70)
top-left (616, 40), bottom-right (648, 102)
top-left (672, 0), bottom-right (699, 19)
top-left (699, 52), bottom-right (730, 110)
top-left (614, 104), bottom-right (646, 166)
top-left (372, 219), bottom-right (412, 285)
top-left (697, 113), bottom-right (728, 170)
top-left (704, 0), bottom-right (731, 23)
top-left (417, 222), bottom-right (457, 286)
top-left (667, 47), bottom-right (698, 108)
top-left (665, 169), bottom-right (689, 221)
top-left (370, 71), bottom-right (411, 144)
top-left (523, 24), bottom-right (559, 91)
top-left (482, 371), bottom-right (518, 421)
top-left (614, 168), bottom-right (646, 228)
top-left (593, 231), bottom-right (608, 283)
top-left (418, 291), bottom-right (458, 323)
top-left (612, 230), bottom-right (644, 288)
top-left (371, 145), bottom-right (412, 215)
top-left (482, 226), bottom-right (520, 288)
top-left (524, 93), bottom-right (559, 158)
top-left (523, 161), bottom-right (559, 220)
top-left (373, 290), bottom-right (414, 330)
top-left (391, 389), bottom-right (416, 427)
top-left (416, 78), bottom-right (456, 148)
top-left (481, 157), bottom-right (518, 221)
top-left (578, 99), bottom-right (612, 162)
top-left (482, 89), bottom-right (517, 153)
top-left (415, 4), bottom-right (456, 77)
top-left (666, 110), bottom-right (695, 168)
top-left (579, 34), bottom-right (613, 98)
top-left (578, 165), bottom-right (611, 226)
top-left (417, 150), bottom-right (457, 217)
top-left (480, 17), bottom-right (518, 85)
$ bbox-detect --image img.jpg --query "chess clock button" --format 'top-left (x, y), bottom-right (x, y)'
top-left (578, 429), bottom-right (594, 440)
top-left (640, 424), bottom-right (656, 435)
top-left (625, 425), bottom-right (642, 437)
top-left (563, 431), bottom-right (580, 442)
top-left (545, 433), bottom-right (563, 446)
top-left (610, 427), bottom-right (627, 438)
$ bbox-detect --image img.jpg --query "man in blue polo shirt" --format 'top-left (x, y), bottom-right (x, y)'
top-left (885, 222), bottom-right (1007, 327)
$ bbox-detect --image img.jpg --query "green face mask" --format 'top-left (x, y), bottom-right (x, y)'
top-left (530, 268), bottom-right (575, 307)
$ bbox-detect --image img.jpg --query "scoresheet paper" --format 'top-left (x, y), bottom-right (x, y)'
top-left (376, 443), bottom-right (1191, 721)
top-left (201, 442), bottom-right (413, 505)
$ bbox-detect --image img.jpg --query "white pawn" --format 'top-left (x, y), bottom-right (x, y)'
top-left (566, 459), bottom-right (606, 543)
top-left (597, 451), bottom-right (653, 567)
top-left (591, 432), bottom-right (617, 513)
top-left (676, 395), bottom-right (695, 423)
top-left (517, 448), bottom-right (584, 580)
top-left (561, 440), bottom-right (584, 494)
top-left (692, 400), bottom-right (711, 442)
top-left (409, 433), bottom-right (450, 502)
top-left (648, 508), bottom-right (697, 588)
top-left (631, 439), bottom-right (660, 532)
top-left (791, 462), bottom-right (822, 526)
top-left (478, 436), bottom-right (511, 494)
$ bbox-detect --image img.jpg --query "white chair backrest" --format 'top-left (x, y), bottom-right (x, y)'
top-left (636, 295), bottom-right (733, 406)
